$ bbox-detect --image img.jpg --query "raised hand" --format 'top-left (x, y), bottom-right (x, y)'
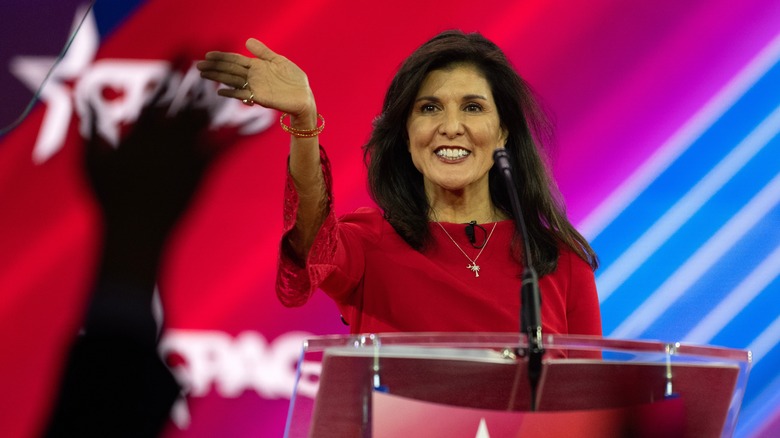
top-left (197, 38), bottom-right (316, 119)
top-left (199, 38), bottom-right (326, 264)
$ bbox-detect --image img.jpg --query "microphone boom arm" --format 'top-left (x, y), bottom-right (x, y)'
top-left (493, 147), bottom-right (545, 411)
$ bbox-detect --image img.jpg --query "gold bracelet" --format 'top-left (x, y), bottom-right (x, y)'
top-left (279, 113), bottom-right (325, 138)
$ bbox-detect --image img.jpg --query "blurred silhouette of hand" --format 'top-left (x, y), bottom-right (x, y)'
top-left (84, 80), bottom-right (216, 290)
top-left (46, 72), bottom-right (231, 438)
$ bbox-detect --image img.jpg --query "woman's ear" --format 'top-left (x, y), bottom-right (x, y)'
top-left (499, 125), bottom-right (509, 146)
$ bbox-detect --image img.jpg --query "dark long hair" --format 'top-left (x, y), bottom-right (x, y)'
top-left (363, 30), bottom-right (598, 275)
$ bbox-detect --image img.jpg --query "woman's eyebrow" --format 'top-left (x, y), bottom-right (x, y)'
top-left (414, 95), bottom-right (439, 103)
top-left (414, 94), bottom-right (488, 102)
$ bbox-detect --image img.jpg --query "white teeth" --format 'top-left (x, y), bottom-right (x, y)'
top-left (435, 148), bottom-right (470, 160)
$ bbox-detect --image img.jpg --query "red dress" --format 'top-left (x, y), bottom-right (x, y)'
top-left (276, 151), bottom-right (602, 338)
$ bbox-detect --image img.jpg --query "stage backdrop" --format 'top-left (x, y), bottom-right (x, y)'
top-left (1, 1), bottom-right (779, 436)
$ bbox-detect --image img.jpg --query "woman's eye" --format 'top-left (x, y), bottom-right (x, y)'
top-left (464, 103), bottom-right (483, 112)
top-left (420, 103), bottom-right (437, 112)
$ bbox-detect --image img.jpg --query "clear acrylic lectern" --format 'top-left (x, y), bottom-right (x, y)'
top-left (284, 333), bottom-right (750, 438)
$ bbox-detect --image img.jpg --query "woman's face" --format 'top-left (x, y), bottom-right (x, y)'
top-left (406, 64), bottom-right (507, 197)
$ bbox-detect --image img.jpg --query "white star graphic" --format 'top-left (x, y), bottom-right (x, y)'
top-left (10, 5), bottom-right (98, 163)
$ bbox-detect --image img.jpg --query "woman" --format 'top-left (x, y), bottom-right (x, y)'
top-left (197, 30), bottom-right (602, 337)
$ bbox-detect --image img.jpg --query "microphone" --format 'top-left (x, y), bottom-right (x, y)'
top-left (493, 147), bottom-right (545, 411)
top-left (493, 147), bottom-right (513, 174)
top-left (465, 221), bottom-right (476, 245)
top-left (464, 221), bottom-right (487, 248)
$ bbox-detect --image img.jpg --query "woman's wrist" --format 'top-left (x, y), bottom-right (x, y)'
top-left (282, 102), bottom-right (324, 137)
top-left (289, 105), bottom-right (318, 130)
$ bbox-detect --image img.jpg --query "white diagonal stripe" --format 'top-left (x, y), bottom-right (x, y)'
top-left (579, 31), bottom-right (780, 240)
top-left (684, 243), bottom-right (780, 344)
top-left (597, 103), bottom-right (780, 302)
top-left (748, 313), bottom-right (780, 365)
top-left (609, 170), bottom-right (780, 339)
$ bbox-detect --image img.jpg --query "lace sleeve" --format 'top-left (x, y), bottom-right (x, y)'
top-left (275, 146), bottom-right (338, 307)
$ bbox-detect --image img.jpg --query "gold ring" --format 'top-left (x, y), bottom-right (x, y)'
top-left (242, 93), bottom-right (254, 106)
top-left (241, 81), bottom-right (249, 90)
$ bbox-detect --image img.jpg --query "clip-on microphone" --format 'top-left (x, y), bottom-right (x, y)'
top-left (464, 221), bottom-right (488, 249)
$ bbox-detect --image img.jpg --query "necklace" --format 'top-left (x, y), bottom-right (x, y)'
top-left (435, 221), bottom-right (498, 277)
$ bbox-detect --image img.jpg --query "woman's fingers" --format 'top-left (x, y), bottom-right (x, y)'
top-left (203, 51), bottom-right (252, 68)
top-left (198, 40), bottom-right (314, 113)
top-left (198, 68), bottom-right (245, 89)
top-left (196, 56), bottom-right (252, 91)
top-left (197, 58), bottom-right (247, 76)
top-left (216, 87), bottom-right (253, 102)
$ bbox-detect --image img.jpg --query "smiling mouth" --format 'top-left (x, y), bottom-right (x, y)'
top-left (435, 147), bottom-right (470, 160)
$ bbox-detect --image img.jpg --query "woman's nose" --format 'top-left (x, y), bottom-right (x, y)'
top-left (438, 110), bottom-right (464, 138)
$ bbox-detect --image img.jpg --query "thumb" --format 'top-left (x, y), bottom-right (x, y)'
top-left (246, 38), bottom-right (276, 60)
